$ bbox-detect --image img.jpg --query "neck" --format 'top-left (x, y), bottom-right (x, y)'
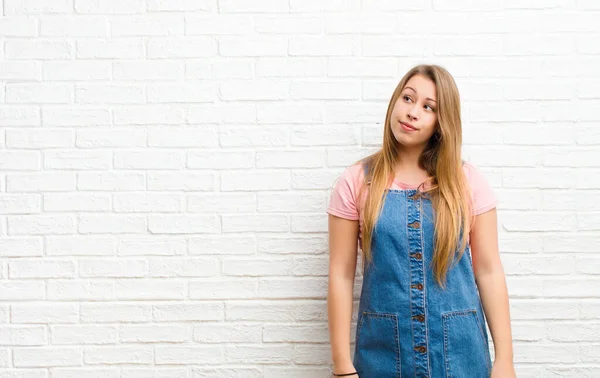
top-left (395, 144), bottom-right (425, 170)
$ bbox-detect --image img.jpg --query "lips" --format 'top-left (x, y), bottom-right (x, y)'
top-left (400, 121), bottom-right (417, 131)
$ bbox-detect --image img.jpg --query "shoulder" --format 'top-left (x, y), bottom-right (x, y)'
top-left (461, 160), bottom-right (498, 214)
top-left (461, 160), bottom-right (479, 180)
top-left (327, 161), bottom-right (367, 220)
top-left (461, 161), bottom-right (487, 189)
top-left (335, 160), bottom-right (366, 189)
top-left (349, 160), bottom-right (367, 182)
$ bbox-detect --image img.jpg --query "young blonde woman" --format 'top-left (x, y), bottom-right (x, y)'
top-left (326, 64), bottom-right (516, 378)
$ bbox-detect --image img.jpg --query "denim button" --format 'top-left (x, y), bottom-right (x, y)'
top-left (408, 221), bottom-right (420, 229)
top-left (410, 252), bottom-right (422, 260)
top-left (412, 314), bottom-right (425, 322)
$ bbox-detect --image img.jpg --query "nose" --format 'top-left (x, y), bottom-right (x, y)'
top-left (408, 104), bottom-right (419, 120)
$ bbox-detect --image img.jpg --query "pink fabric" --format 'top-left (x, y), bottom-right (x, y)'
top-left (327, 161), bottom-right (498, 247)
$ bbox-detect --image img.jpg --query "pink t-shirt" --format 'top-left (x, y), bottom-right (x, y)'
top-left (327, 161), bottom-right (498, 248)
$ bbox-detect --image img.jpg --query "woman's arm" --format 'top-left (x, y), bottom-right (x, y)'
top-left (327, 214), bottom-right (359, 375)
top-left (469, 208), bottom-right (515, 364)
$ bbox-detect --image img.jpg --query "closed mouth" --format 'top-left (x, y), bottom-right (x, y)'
top-left (400, 121), bottom-right (417, 130)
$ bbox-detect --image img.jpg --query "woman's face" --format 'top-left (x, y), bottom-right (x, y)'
top-left (390, 74), bottom-right (438, 149)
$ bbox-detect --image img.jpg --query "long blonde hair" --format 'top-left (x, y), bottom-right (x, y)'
top-left (356, 64), bottom-right (473, 289)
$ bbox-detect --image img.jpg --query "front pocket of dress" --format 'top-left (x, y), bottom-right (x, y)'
top-left (354, 311), bottom-right (401, 378)
top-left (442, 309), bottom-right (491, 378)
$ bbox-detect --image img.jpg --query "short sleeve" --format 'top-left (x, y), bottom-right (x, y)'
top-left (327, 166), bottom-right (360, 220)
top-left (464, 162), bottom-right (498, 216)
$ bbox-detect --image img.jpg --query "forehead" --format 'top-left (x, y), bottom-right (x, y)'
top-left (403, 75), bottom-right (437, 99)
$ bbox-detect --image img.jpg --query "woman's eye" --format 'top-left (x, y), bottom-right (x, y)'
top-left (403, 96), bottom-right (435, 111)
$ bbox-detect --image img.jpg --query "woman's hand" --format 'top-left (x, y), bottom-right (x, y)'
top-left (491, 359), bottom-right (516, 378)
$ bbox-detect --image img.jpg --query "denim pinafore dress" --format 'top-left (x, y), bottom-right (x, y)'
top-left (353, 166), bottom-right (492, 378)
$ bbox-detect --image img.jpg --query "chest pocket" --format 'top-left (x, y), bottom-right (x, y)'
top-left (354, 311), bottom-right (401, 378)
top-left (442, 309), bottom-right (492, 378)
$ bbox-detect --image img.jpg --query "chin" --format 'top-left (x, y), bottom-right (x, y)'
top-left (393, 132), bottom-right (427, 148)
top-left (392, 134), bottom-right (413, 147)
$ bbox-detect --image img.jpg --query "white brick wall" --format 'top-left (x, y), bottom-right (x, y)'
top-left (0, 0), bottom-right (599, 377)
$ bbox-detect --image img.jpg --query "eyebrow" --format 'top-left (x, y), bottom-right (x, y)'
top-left (404, 86), bottom-right (437, 103)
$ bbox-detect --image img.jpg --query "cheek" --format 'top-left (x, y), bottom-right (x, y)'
top-left (425, 114), bottom-right (438, 130)
top-left (392, 98), bottom-right (406, 113)
top-left (420, 117), bottom-right (438, 137)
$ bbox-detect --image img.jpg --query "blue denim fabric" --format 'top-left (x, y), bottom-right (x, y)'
top-left (353, 177), bottom-right (492, 377)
